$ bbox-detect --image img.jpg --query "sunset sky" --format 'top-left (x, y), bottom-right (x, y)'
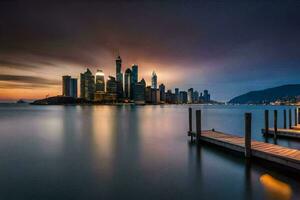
top-left (1, 0), bottom-right (300, 101)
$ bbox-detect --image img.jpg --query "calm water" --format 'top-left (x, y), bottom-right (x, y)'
top-left (0, 104), bottom-right (300, 200)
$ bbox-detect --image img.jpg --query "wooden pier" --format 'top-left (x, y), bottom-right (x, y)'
top-left (188, 108), bottom-right (300, 170)
top-left (262, 128), bottom-right (300, 139)
top-left (262, 108), bottom-right (300, 139)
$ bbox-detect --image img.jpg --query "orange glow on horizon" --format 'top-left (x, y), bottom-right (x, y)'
top-left (0, 87), bottom-right (60, 101)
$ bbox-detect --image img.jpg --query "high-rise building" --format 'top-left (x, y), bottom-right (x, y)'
top-left (134, 78), bottom-right (146, 104)
top-left (124, 68), bottom-right (132, 99)
top-left (116, 55), bottom-right (122, 79)
top-left (145, 86), bottom-right (152, 103)
top-left (70, 78), bottom-right (78, 98)
top-left (80, 68), bottom-right (95, 101)
top-left (159, 84), bottom-right (165, 102)
top-left (187, 88), bottom-right (194, 103)
top-left (151, 89), bottom-right (160, 104)
top-left (193, 91), bottom-right (199, 103)
top-left (166, 89), bottom-right (172, 103)
top-left (151, 71), bottom-right (157, 89)
top-left (203, 90), bottom-right (211, 102)
top-left (131, 64), bottom-right (138, 99)
top-left (62, 75), bottom-right (71, 96)
top-left (131, 64), bottom-right (138, 84)
top-left (106, 76), bottom-right (117, 94)
top-left (179, 91), bottom-right (188, 104)
top-left (95, 70), bottom-right (105, 92)
top-left (175, 88), bottom-right (179, 103)
top-left (145, 86), bottom-right (160, 104)
top-left (116, 80), bottom-right (123, 100)
top-left (62, 75), bottom-right (77, 98)
top-left (105, 76), bottom-right (117, 102)
top-left (116, 55), bottom-right (123, 99)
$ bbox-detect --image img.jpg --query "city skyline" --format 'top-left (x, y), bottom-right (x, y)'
top-left (60, 54), bottom-right (211, 105)
top-left (0, 1), bottom-right (300, 101)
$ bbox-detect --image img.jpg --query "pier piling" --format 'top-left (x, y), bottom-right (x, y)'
top-left (274, 110), bottom-right (278, 139)
top-left (196, 110), bottom-right (201, 143)
top-left (289, 109), bottom-right (292, 129)
top-left (264, 110), bottom-right (269, 135)
top-left (188, 107), bottom-right (192, 139)
top-left (283, 110), bottom-right (287, 129)
top-left (295, 109), bottom-right (297, 126)
top-left (298, 108), bottom-right (300, 124)
top-left (245, 113), bottom-right (252, 158)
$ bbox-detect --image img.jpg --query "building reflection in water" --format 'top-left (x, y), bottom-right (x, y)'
top-left (260, 174), bottom-right (292, 200)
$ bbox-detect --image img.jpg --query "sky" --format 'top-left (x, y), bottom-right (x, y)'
top-left (0, 0), bottom-right (300, 102)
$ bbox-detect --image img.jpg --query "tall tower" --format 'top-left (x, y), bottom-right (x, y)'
top-left (131, 64), bottom-right (138, 84)
top-left (62, 75), bottom-right (71, 96)
top-left (116, 55), bottom-right (122, 81)
top-left (131, 64), bottom-right (138, 99)
top-left (124, 68), bottom-right (132, 99)
top-left (151, 71), bottom-right (157, 89)
top-left (116, 55), bottom-right (123, 99)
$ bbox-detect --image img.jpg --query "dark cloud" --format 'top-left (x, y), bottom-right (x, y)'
top-left (0, 0), bottom-right (300, 100)
top-left (0, 74), bottom-right (60, 85)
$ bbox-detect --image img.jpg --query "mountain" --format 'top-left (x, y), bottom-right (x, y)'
top-left (228, 84), bottom-right (300, 104)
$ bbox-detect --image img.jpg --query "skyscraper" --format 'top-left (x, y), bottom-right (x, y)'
top-left (131, 64), bottom-right (138, 99)
top-left (105, 76), bottom-right (117, 102)
top-left (95, 70), bottom-right (105, 92)
top-left (124, 68), bottom-right (132, 99)
top-left (70, 78), bottom-right (78, 98)
top-left (166, 89), bottom-right (172, 103)
top-left (106, 76), bottom-right (117, 94)
top-left (134, 78), bottom-right (146, 104)
top-left (193, 90), bottom-right (199, 103)
top-left (203, 90), bottom-right (211, 102)
top-left (80, 68), bottom-right (95, 101)
top-left (62, 75), bottom-right (77, 98)
top-left (145, 86), bottom-right (152, 103)
top-left (131, 64), bottom-right (138, 84)
top-left (187, 88), bottom-right (194, 103)
top-left (151, 71), bottom-right (157, 89)
top-left (116, 55), bottom-right (123, 99)
top-left (62, 75), bottom-right (71, 96)
top-left (159, 83), bottom-right (165, 102)
top-left (179, 91), bottom-right (188, 104)
top-left (116, 55), bottom-right (122, 80)
top-left (151, 89), bottom-right (160, 104)
top-left (175, 88), bottom-right (179, 103)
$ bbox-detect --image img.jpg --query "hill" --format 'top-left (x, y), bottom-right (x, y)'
top-left (31, 96), bottom-right (88, 105)
top-left (228, 84), bottom-right (300, 104)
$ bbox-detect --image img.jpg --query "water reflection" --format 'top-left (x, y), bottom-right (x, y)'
top-left (1, 104), bottom-right (300, 199)
top-left (260, 174), bottom-right (292, 200)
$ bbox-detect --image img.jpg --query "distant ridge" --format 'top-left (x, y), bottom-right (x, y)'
top-left (228, 84), bottom-right (300, 104)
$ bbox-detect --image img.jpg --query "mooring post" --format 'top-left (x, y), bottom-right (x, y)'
top-left (245, 113), bottom-right (252, 158)
top-left (298, 108), bottom-right (300, 124)
top-left (188, 107), bottom-right (192, 139)
top-left (289, 109), bottom-right (292, 129)
top-left (274, 110), bottom-right (278, 139)
top-left (196, 110), bottom-right (201, 143)
top-left (295, 108), bottom-right (297, 126)
top-left (283, 109), bottom-right (287, 129)
top-left (264, 110), bottom-right (269, 135)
